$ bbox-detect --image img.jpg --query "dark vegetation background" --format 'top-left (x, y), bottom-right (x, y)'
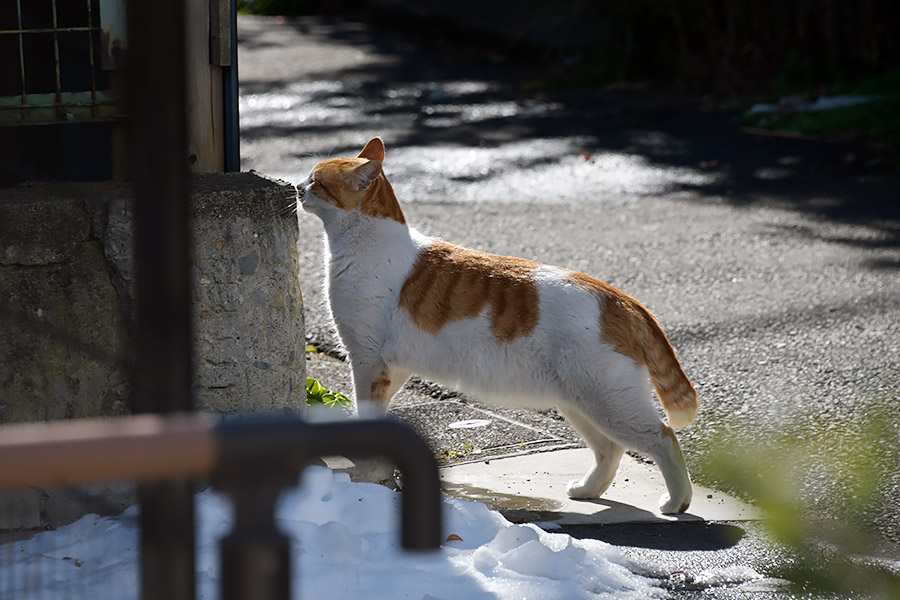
top-left (239, 0), bottom-right (898, 91)
top-left (238, 0), bottom-right (900, 162)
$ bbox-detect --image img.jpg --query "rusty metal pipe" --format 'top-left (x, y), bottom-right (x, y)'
top-left (0, 413), bottom-right (217, 489)
top-left (216, 417), bottom-right (443, 551)
top-left (0, 414), bottom-right (443, 551)
top-left (214, 417), bottom-right (442, 600)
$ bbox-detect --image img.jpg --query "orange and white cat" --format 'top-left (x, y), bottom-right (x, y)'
top-left (296, 138), bottom-right (698, 514)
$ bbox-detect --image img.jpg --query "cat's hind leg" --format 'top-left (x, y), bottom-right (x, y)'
top-left (653, 424), bottom-right (693, 514)
top-left (556, 405), bottom-right (625, 500)
top-left (572, 385), bottom-right (692, 514)
top-left (600, 415), bottom-right (692, 514)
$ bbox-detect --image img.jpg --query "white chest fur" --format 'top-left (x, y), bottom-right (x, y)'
top-left (322, 215), bottom-right (426, 354)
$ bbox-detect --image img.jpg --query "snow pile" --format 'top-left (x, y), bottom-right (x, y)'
top-left (0, 509), bottom-right (139, 597)
top-left (2, 466), bottom-right (660, 599)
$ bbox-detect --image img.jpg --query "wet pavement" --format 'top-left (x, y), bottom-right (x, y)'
top-left (237, 11), bottom-right (900, 597)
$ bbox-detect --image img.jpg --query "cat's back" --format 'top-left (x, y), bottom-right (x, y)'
top-left (396, 238), bottom-right (607, 339)
top-left (385, 239), bottom-right (609, 404)
top-left (397, 238), bottom-right (544, 342)
top-left (390, 237), bottom-right (694, 419)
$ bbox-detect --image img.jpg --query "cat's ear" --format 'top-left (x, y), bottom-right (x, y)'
top-left (357, 137), bottom-right (385, 162)
top-left (349, 159), bottom-right (382, 191)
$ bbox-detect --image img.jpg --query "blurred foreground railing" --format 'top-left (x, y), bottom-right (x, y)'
top-left (0, 413), bottom-right (442, 599)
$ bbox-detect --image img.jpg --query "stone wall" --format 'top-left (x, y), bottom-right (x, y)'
top-left (0, 172), bottom-right (306, 534)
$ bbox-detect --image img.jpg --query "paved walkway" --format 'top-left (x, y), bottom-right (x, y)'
top-left (237, 12), bottom-right (900, 592)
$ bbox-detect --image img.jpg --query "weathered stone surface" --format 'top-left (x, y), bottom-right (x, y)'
top-left (0, 187), bottom-right (106, 267)
top-left (0, 172), bottom-right (306, 530)
top-left (1, 172), bottom-right (305, 425)
top-left (0, 195), bottom-right (130, 423)
top-left (190, 173), bottom-right (306, 415)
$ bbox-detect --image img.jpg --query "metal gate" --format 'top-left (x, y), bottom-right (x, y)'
top-left (0, 0), bottom-right (239, 185)
top-left (0, 0), bottom-right (124, 125)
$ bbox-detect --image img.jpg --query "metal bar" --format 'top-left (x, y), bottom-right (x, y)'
top-left (110, 71), bottom-right (129, 179)
top-left (129, 0), bottom-right (192, 416)
top-left (51, 0), bottom-right (62, 116)
top-left (0, 26), bottom-right (97, 35)
top-left (86, 0), bottom-right (97, 117)
top-left (215, 416), bottom-right (441, 600)
top-left (139, 482), bottom-right (197, 600)
top-left (0, 90), bottom-right (117, 106)
top-left (219, 481), bottom-right (292, 600)
top-left (127, 0), bottom-right (195, 597)
top-left (0, 118), bottom-right (121, 127)
top-left (15, 0), bottom-right (25, 116)
top-left (0, 414), bottom-right (218, 488)
top-left (216, 417), bottom-right (443, 550)
top-left (223, 0), bottom-right (240, 172)
top-left (0, 101), bottom-right (117, 110)
top-left (0, 414), bottom-right (444, 553)
top-left (0, 92), bottom-right (121, 126)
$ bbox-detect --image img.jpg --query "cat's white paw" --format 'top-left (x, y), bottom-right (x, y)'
top-left (566, 479), bottom-right (596, 500)
top-left (658, 493), bottom-right (690, 515)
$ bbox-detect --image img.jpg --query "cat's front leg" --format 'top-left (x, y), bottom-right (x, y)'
top-left (349, 356), bottom-right (408, 416)
top-left (345, 357), bottom-right (410, 485)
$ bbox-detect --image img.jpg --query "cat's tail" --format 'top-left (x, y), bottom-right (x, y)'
top-left (602, 290), bottom-right (698, 429)
top-left (633, 307), bottom-right (698, 430)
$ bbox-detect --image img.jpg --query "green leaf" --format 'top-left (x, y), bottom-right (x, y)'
top-left (306, 377), bottom-right (352, 412)
top-left (306, 377), bottom-right (322, 396)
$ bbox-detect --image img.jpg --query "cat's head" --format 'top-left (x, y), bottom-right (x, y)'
top-left (296, 137), bottom-right (405, 225)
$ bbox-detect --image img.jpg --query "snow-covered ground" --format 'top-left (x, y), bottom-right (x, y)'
top-left (1, 466), bottom-right (661, 599)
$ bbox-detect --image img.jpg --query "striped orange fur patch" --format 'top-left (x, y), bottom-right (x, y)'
top-left (399, 240), bottom-right (540, 343)
top-left (566, 272), bottom-right (660, 364)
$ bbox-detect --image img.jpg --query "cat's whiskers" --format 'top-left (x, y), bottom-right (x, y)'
top-left (279, 202), bottom-right (299, 217)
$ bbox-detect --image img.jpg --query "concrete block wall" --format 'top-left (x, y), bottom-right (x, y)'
top-left (0, 172), bottom-right (306, 535)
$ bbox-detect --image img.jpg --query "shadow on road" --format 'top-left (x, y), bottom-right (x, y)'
top-left (239, 14), bottom-right (899, 265)
top-left (561, 521), bottom-right (746, 551)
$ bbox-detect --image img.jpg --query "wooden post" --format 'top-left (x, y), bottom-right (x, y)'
top-left (185, 0), bottom-right (225, 173)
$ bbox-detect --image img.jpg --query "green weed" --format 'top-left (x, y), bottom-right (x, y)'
top-left (306, 377), bottom-right (352, 412)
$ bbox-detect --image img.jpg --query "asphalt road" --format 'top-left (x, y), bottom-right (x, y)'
top-left (236, 12), bottom-right (900, 557)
